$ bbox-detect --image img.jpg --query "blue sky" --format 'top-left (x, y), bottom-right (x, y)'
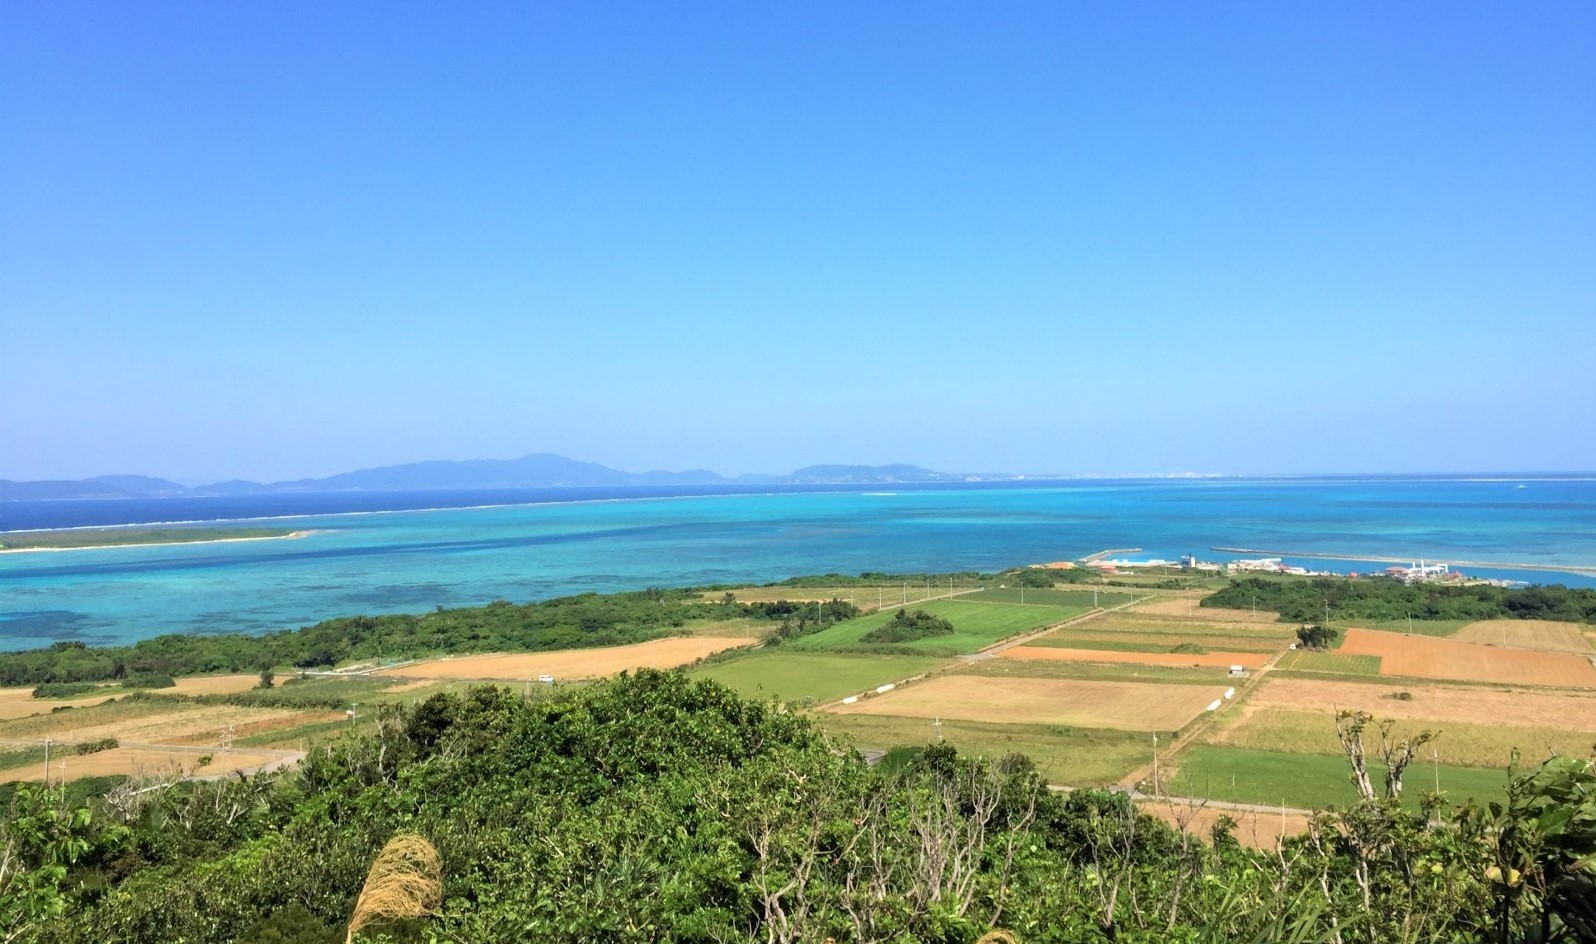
top-left (3, 3), bottom-right (1592, 483)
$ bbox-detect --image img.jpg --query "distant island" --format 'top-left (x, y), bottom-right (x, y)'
top-left (0, 454), bottom-right (1033, 502)
top-left (0, 526), bottom-right (309, 552)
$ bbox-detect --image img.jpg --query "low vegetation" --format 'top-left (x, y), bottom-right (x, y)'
top-left (2, 672), bottom-right (1591, 944)
top-left (1206, 576), bottom-right (1596, 624)
top-left (859, 608), bottom-right (956, 644)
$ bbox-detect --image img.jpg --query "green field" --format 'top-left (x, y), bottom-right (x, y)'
top-left (1164, 745), bottom-right (1512, 809)
top-left (817, 713), bottom-right (1151, 786)
top-left (1275, 650), bottom-right (1382, 675)
top-left (954, 658), bottom-right (1227, 685)
top-left (1356, 619), bottom-right (1470, 637)
top-left (977, 588), bottom-right (1136, 608)
top-left (688, 651), bottom-right (947, 704)
top-left (791, 598), bottom-right (1087, 653)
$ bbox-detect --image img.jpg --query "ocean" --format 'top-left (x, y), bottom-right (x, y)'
top-left (2, 476), bottom-right (1594, 651)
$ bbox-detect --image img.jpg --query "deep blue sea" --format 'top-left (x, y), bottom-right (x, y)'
top-left (3, 477), bottom-right (1594, 651)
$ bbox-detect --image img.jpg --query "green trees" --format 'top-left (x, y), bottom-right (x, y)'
top-left (861, 608), bottom-right (957, 643)
top-left (1296, 624), bottom-right (1340, 650)
top-left (6, 671), bottom-right (1593, 943)
top-left (1205, 576), bottom-right (1596, 624)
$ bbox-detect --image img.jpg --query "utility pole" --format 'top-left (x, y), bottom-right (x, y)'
top-left (43, 737), bottom-right (51, 787)
top-left (1151, 733), bottom-right (1159, 796)
top-left (932, 717), bottom-right (943, 743)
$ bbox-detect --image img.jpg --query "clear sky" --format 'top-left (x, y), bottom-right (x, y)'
top-left (3, 3), bottom-right (1593, 483)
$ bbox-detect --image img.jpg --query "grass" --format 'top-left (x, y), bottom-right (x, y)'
top-left (791, 599), bottom-right (1087, 653)
top-left (688, 651), bottom-right (948, 704)
top-left (1164, 745), bottom-right (1512, 810)
top-left (0, 526), bottom-right (297, 550)
top-left (1205, 707), bottom-right (1596, 769)
top-left (953, 658), bottom-right (1228, 685)
top-left (1358, 619), bottom-right (1470, 637)
top-left (1275, 651), bottom-right (1383, 675)
top-left (816, 713), bottom-right (1151, 786)
top-left (0, 745), bottom-right (47, 773)
top-left (976, 588), bottom-right (1136, 607)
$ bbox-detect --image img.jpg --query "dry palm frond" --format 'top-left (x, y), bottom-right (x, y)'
top-left (976, 933), bottom-right (1019, 944)
top-left (346, 833), bottom-right (444, 943)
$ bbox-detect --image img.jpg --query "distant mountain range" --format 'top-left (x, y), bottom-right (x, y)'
top-left (0, 454), bottom-right (989, 502)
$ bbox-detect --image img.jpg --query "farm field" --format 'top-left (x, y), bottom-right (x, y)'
top-left (382, 636), bottom-right (757, 681)
top-left (1359, 619), bottom-right (1471, 637)
top-left (1000, 646), bottom-right (1270, 670)
top-left (954, 657), bottom-right (1228, 685)
top-left (816, 713), bottom-right (1151, 785)
top-left (1138, 800), bottom-right (1311, 851)
top-left (0, 746), bottom-right (288, 783)
top-left (1337, 628), bottom-right (1596, 686)
top-left (1233, 677), bottom-right (1596, 727)
top-left (825, 676), bottom-right (1226, 731)
top-left (0, 686), bottom-right (116, 720)
top-left (1274, 650), bottom-right (1382, 676)
top-left (1165, 745), bottom-right (1512, 810)
top-left (789, 597), bottom-right (1088, 653)
top-left (1149, 598), bottom-right (1282, 623)
top-left (977, 588), bottom-right (1136, 608)
top-left (1209, 707), bottom-right (1594, 768)
top-left (0, 700), bottom-right (312, 745)
top-left (1453, 619), bottom-right (1594, 653)
top-left (688, 651), bottom-right (947, 705)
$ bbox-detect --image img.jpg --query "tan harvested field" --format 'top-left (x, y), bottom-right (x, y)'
top-left (0, 747), bottom-right (284, 783)
top-left (1002, 647), bottom-right (1271, 669)
top-left (1338, 628), bottom-right (1596, 686)
top-left (1, 703), bottom-right (308, 745)
top-left (1453, 620), bottom-right (1594, 654)
top-left (1208, 707), bottom-right (1595, 769)
top-left (0, 686), bottom-right (115, 720)
top-left (1130, 598), bottom-right (1281, 624)
top-left (1138, 801), bottom-right (1309, 850)
top-left (0, 675), bottom-right (264, 723)
top-left (384, 636), bottom-right (757, 681)
top-left (1232, 678), bottom-right (1596, 730)
top-left (825, 676), bottom-right (1225, 731)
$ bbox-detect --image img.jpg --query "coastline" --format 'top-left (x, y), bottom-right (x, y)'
top-left (0, 529), bottom-right (319, 555)
top-left (1211, 546), bottom-right (1596, 578)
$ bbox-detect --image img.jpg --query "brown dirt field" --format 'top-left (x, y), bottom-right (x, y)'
top-left (1131, 598), bottom-right (1281, 624)
top-left (1138, 801), bottom-right (1309, 850)
top-left (1339, 628), bottom-right (1596, 687)
top-left (0, 747), bottom-right (283, 783)
top-left (6, 704), bottom-right (304, 745)
top-left (824, 676), bottom-right (1225, 731)
top-left (168, 674), bottom-right (265, 696)
top-left (1002, 647), bottom-right (1271, 669)
top-left (0, 687), bottom-right (114, 721)
top-left (1453, 620), bottom-right (1594, 654)
top-left (1232, 677), bottom-right (1596, 731)
top-left (383, 636), bottom-right (757, 681)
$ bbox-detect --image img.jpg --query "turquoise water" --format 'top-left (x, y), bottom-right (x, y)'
top-left (3, 478), bottom-right (1593, 649)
